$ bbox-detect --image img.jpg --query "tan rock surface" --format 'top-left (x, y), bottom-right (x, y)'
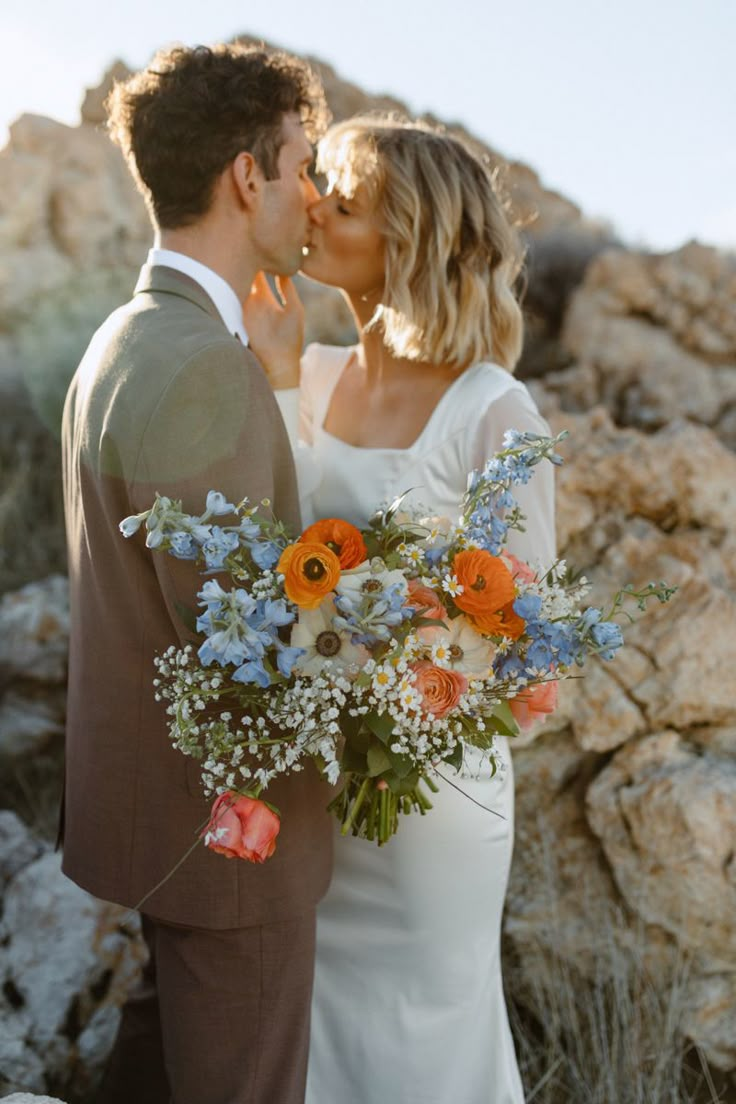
top-left (547, 244), bottom-right (736, 444)
top-left (1, 33), bottom-right (736, 1089)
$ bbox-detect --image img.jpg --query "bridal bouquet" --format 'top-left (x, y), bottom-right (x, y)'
top-left (120, 430), bottom-right (674, 857)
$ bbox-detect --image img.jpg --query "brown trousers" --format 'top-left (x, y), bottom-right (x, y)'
top-left (93, 911), bottom-right (316, 1104)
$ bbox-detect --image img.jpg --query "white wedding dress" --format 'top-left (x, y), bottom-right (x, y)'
top-left (278, 344), bottom-right (555, 1104)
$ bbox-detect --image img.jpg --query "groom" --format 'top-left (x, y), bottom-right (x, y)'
top-left (61, 44), bottom-right (331, 1104)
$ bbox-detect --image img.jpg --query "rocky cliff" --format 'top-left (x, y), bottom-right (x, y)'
top-left (1, 39), bottom-right (734, 1103)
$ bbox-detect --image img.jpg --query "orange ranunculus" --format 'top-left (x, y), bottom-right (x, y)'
top-left (278, 542), bottom-right (341, 609)
top-left (451, 549), bottom-right (523, 638)
top-left (300, 518), bottom-right (368, 570)
top-left (204, 792), bottom-right (280, 863)
top-left (481, 600), bottom-right (526, 641)
top-left (412, 662), bottom-right (468, 719)
top-left (509, 681), bottom-right (558, 731)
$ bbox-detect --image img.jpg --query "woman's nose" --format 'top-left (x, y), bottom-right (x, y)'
top-left (308, 193), bottom-right (327, 226)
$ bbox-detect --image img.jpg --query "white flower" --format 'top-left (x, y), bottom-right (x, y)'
top-left (119, 511), bottom-right (149, 538)
top-left (336, 561), bottom-right (408, 602)
top-left (436, 615), bottom-right (496, 678)
top-left (291, 599), bottom-right (369, 678)
top-left (441, 573), bottom-right (464, 597)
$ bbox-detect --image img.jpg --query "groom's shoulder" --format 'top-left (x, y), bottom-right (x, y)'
top-left (83, 286), bottom-right (247, 394)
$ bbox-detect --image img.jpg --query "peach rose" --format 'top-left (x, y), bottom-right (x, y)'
top-left (502, 553), bottom-right (537, 585)
top-left (412, 662), bottom-right (468, 719)
top-left (204, 792), bottom-right (280, 863)
top-left (407, 578), bottom-right (448, 640)
top-left (509, 681), bottom-right (558, 731)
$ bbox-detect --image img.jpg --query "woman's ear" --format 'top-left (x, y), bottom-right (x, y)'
top-left (231, 151), bottom-right (261, 211)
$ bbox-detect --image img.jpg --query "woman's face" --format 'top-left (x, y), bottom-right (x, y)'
top-left (301, 179), bottom-right (386, 299)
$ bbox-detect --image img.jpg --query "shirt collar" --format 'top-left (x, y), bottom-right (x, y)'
top-left (146, 248), bottom-right (249, 345)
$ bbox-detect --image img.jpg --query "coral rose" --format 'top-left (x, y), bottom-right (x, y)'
top-left (412, 662), bottom-right (468, 719)
top-left (452, 549), bottom-right (523, 638)
top-left (204, 792), bottom-right (280, 862)
top-left (407, 578), bottom-right (448, 639)
top-left (501, 553), bottom-right (538, 585)
top-left (301, 518), bottom-right (367, 569)
top-left (509, 681), bottom-right (558, 730)
top-left (278, 542), bottom-right (341, 609)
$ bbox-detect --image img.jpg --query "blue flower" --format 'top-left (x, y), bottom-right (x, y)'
top-left (274, 643), bottom-right (305, 677)
top-left (201, 527), bottom-right (240, 570)
top-left (205, 490), bottom-right (236, 516)
top-left (250, 540), bottom-right (281, 571)
top-left (168, 531), bottom-right (198, 560)
top-left (590, 621), bottom-right (624, 660)
top-left (238, 516), bottom-right (261, 542)
top-left (232, 659), bottom-right (271, 688)
top-left (514, 594), bottom-right (543, 621)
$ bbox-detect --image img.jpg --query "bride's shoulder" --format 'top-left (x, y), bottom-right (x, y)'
top-left (455, 361), bottom-right (534, 415)
top-left (301, 342), bottom-right (356, 397)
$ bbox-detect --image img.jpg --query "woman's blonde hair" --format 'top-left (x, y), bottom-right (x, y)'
top-left (317, 115), bottom-right (524, 371)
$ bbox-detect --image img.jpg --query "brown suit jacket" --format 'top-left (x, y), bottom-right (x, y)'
top-left (61, 265), bottom-right (333, 928)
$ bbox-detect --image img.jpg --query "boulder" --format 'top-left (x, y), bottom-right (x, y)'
top-left (0, 576), bottom-right (69, 684)
top-left (0, 822), bottom-right (144, 1098)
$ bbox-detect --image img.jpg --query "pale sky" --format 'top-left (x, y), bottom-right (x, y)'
top-left (2, 0), bottom-right (734, 252)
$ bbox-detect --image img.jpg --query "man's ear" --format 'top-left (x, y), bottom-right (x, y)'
top-left (231, 151), bottom-right (262, 211)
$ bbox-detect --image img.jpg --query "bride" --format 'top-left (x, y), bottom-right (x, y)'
top-left (245, 115), bottom-right (555, 1104)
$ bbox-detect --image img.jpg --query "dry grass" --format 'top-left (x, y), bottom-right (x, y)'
top-left (504, 925), bottom-right (734, 1104)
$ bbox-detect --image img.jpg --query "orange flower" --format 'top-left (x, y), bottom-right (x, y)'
top-left (452, 549), bottom-right (523, 637)
top-left (301, 518), bottom-right (368, 569)
top-left (204, 793), bottom-right (280, 863)
top-left (278, 542), bottom-right (341, 609)
top-left (412, 662), bottom-right (468, 719)
top-left (509, 681), bottom-right (558, 730)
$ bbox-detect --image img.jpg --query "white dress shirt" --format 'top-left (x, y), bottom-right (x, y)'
top-left (146, 247), bottom-right (249, 345)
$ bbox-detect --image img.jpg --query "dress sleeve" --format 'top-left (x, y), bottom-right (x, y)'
top-left (466, 383), bottom-right (556, 569)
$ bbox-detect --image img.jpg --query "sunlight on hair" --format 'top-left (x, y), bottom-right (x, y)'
top-left (318, 115), bottom-right (524, 371)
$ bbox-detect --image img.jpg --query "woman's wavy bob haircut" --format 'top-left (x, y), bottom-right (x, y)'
top-left (316, 115), bottom-right (524, 372)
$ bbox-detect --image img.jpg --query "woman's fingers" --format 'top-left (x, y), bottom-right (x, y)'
top-left (249, 270), bottom-right (275, 305)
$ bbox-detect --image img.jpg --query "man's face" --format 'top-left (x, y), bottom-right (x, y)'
top-left (252, 113), bottom-right (318, 276)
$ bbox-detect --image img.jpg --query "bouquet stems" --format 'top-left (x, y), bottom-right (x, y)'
top-left (329, 773), bottom-right (440, 845)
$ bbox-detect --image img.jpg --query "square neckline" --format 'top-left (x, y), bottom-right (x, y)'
top-left (317, 347), bottom-right (490, 454)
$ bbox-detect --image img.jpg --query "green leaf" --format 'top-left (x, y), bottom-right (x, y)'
top-left (487, 700), bottom-right (520, 737)
top-left (386, 746), bottom-right (415, 779)
top-left (365, 710), bottom-right (396, 746)
top-left (367, 742), bottom-right (392, 777)
top-left (340, 742), bottom-right (369, 774)
top-left (387, 769), bottom-right (420, 796)
top-left (442, 742), bottom-right (464, 772)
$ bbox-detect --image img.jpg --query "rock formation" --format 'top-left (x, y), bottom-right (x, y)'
top-left (1, 34), bottom-right (735, 1101)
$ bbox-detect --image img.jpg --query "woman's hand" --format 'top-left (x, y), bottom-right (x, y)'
top-left (242, 272), bottom-right (304, 390)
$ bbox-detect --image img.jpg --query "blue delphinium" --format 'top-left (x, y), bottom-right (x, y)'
top-left (463, 431), bottom-right (566, 556)
top-left (201, 527), bottom-right (240, 571)
top-left (196, 585), bottom-right (301, 685)
top-left (334, 578), bottom-right (413, 646)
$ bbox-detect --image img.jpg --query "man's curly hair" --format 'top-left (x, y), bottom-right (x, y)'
top-left (106, 43), bottom-right (329, 229)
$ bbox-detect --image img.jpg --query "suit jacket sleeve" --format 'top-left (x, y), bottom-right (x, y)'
top-left (126, 339), bottom-right (275, 647)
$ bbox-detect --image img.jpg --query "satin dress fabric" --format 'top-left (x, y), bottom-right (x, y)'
top-left (282, 345), bottom-right (555, 1104)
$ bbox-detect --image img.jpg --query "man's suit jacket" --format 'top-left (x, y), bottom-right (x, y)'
top-left (61, 264), bottom-right (333, 928)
